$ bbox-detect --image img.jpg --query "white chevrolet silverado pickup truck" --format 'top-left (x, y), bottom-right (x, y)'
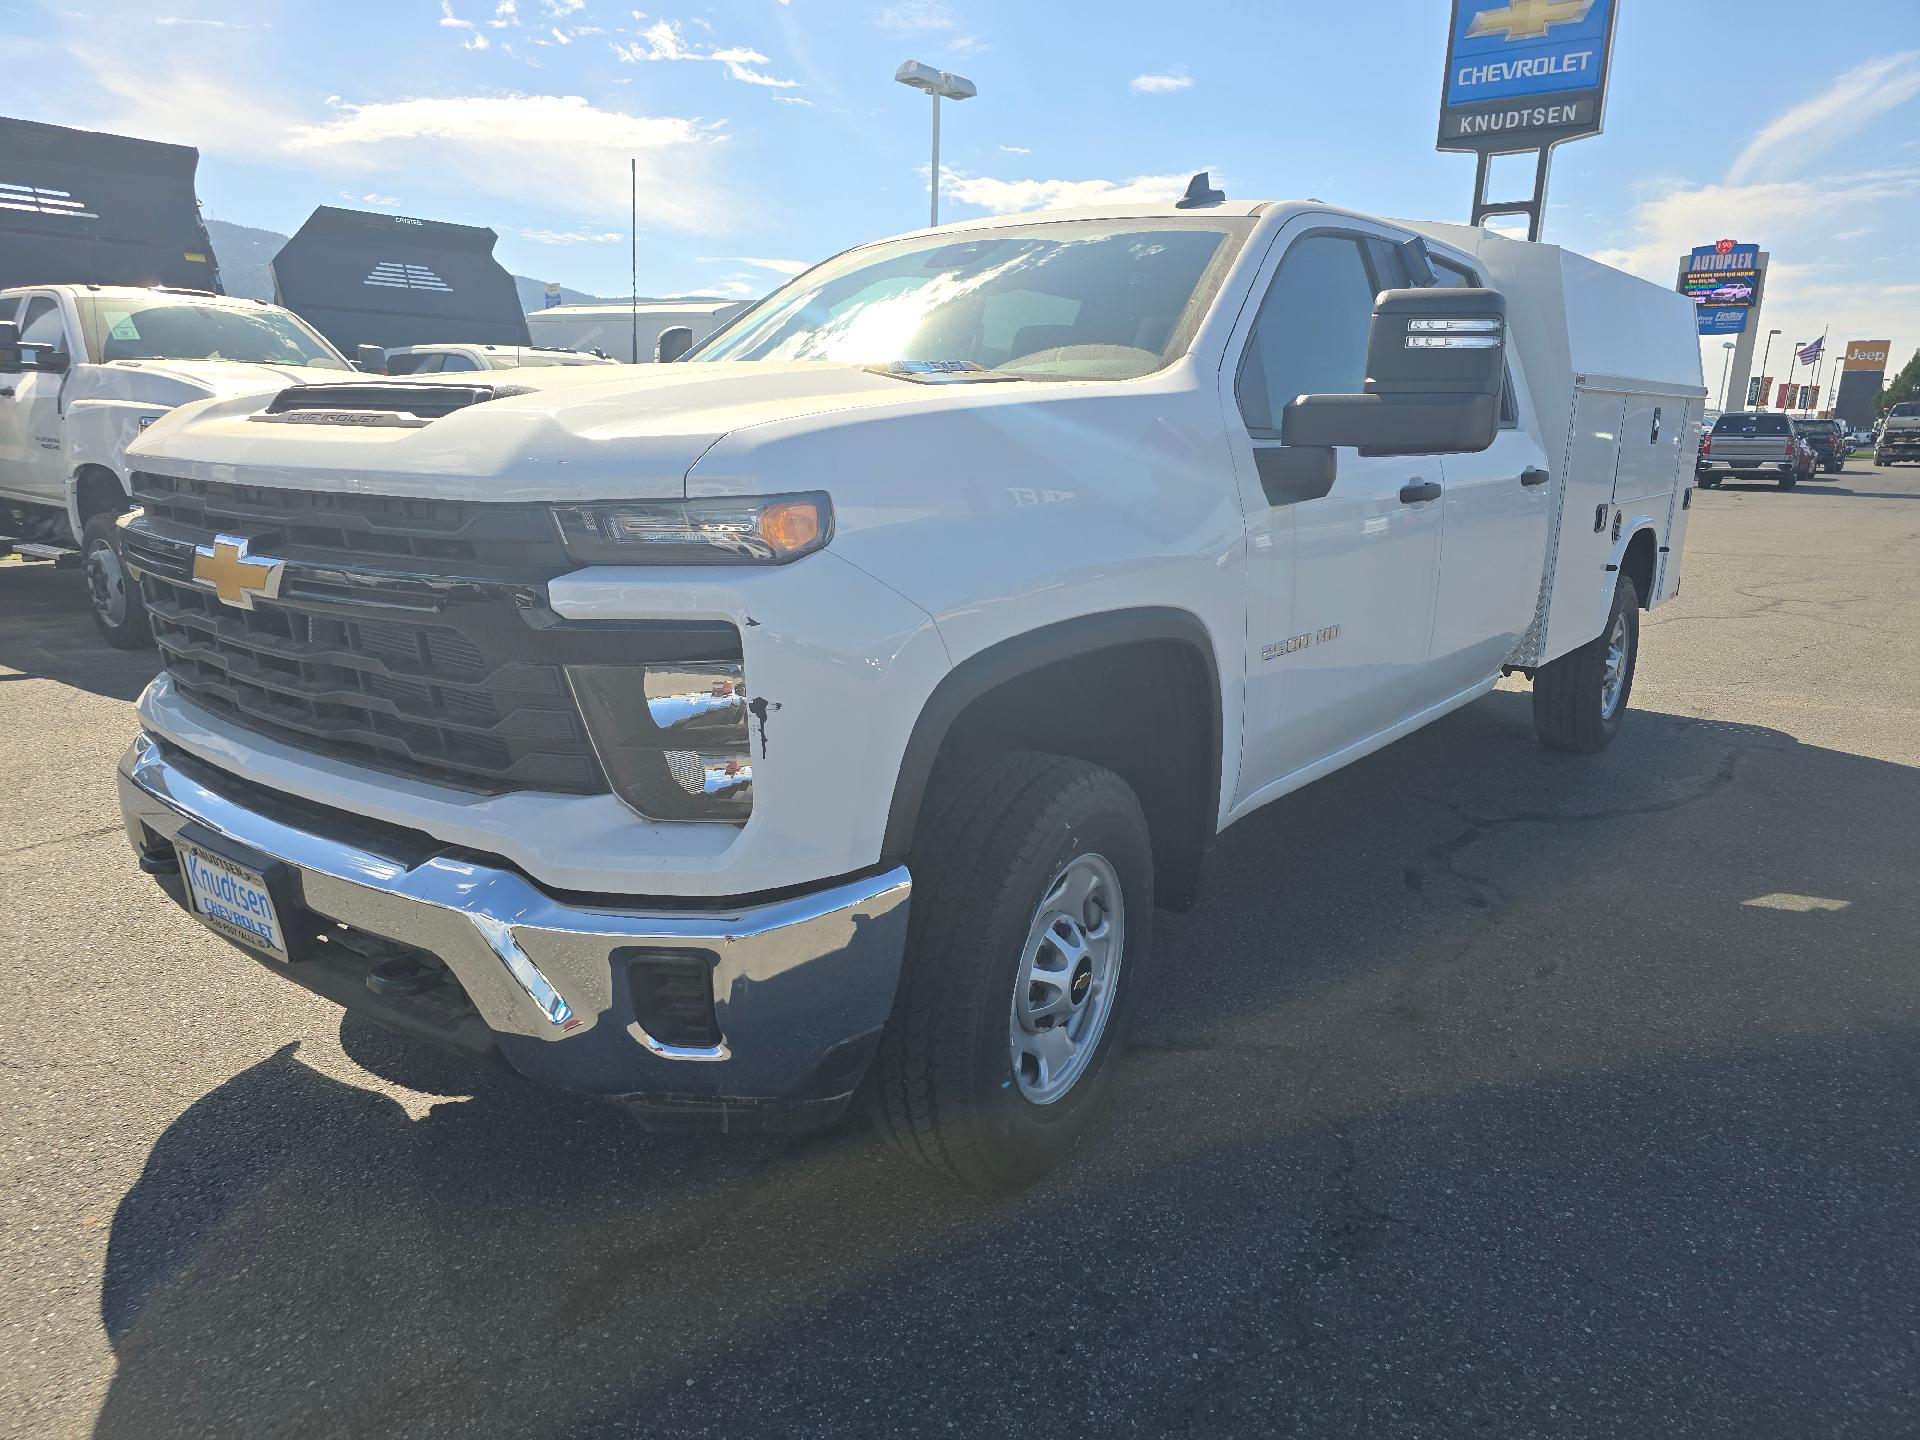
top-left (0, 286), bottom-right (362, 646)
top-left (116, 199), bottom-right (1703, 1188)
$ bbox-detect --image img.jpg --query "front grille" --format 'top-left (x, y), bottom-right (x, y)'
top-left (128, 472), bottom-right (606, 795)
top-left (131, 471), bottom-right (567, 573)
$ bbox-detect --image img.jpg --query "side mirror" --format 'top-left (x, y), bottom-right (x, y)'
top-left (656, 326), bottom-right (694, 363)
top-left (356, 344), bottom-right (387, 373)
top-left (0, 321), bottom-right (20, 373)
top-left (1282, 287), bottom-right (1507, 458)
top-left (30, 345), bottom-right (70, 376)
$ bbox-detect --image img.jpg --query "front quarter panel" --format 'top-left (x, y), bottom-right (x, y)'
top-left (686, 370), bottom-right (1250, 826)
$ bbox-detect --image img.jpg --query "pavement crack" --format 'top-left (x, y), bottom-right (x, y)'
top-left (0, 823), bottom-right (122, 862)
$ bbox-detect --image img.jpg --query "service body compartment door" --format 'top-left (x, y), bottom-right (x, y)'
top-left (1539, 386), bottom-right (1625, 662)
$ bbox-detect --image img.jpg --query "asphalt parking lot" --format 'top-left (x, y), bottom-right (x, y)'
top-left (2, 462), bottom-right (1917, 1439)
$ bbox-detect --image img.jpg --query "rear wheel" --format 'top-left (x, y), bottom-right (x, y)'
top-left (1779, 472), bottom-right (1798, 490)
top-left (867, 752), bottom-right (1152, 1191)
top-left (82, 512), bottom-right (152, 650)
top-left (1532, 575), bottom-right (1639, 754)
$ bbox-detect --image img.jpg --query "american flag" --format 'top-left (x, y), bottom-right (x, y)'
top-left (1796, 336), bottom-right (1825, 365)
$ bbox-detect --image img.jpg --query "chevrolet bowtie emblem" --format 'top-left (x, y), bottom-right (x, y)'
top-left (191, 535), bottom-right (286, 610)
top-left (1467, 0), bottom-right (1596, 41)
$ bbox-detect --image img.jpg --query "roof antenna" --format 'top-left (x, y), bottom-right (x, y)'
top-left (1175, 171), bottom-right (1225, 209)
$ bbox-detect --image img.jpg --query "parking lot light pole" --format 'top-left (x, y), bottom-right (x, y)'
top-left (1719, 341), bottom-right (1736, 411)
top-left (895, 60), bottom-right (977, 228)
top-left (1759, 329), bottom-right (1782, 407)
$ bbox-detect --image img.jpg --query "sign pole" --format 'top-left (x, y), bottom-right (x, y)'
top-left (1438, 0), bottom-right (1619, 240)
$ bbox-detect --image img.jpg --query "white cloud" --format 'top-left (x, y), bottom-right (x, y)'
top-left (520, 227), bottom-right (624, 244)
top-left (1131, 72), bottom-right (1192, 94)
top-left (439, 0), bottom-right (472, 27)
top-left (287, 94), bottom-right (730, 226)
top-left (1580, 168), bottom-right (1920, 396)
top-left (1729, 51), bottom-right (1920, 185)
top-left (998, 144), bottom-right (1030, 155)
top-left (875, 0), bottom-right (957, 29)
top-left (489, 0), bottom-right (518, 26)
top-left (338, 191), bottom-right (402, 207)
top-left (463, 32), bottom-right (490, 48)
top-left (774, 95), bottom-right (814, 106)
top-left (940, 169), bottom-right (1203, 214)
top-left (612, 17), bottom-right (799, 88)
top-left (154, 15), bottom-right (255, 27)
top-left (699, 255), bottom-right (808, 276)
top-left (546, 0), bottom-right (584, 11)
top-left (873, 0), bottom-right (983, 55)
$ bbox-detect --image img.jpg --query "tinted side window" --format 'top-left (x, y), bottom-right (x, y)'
top-left (19, 297), bottom-right (68, 352)
top-left (1414, 256), bottom-right (1518, 426)
top-left (1237, 235), bottom-right (1381, 435)
top-left (438, 353), bottom-right (481, 372)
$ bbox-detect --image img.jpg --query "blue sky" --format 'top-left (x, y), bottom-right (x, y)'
top-left (4, 0), bottom-right (1918, 390)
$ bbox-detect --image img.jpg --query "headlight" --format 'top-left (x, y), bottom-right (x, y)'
top-left (568, 660), bottom-right (756, 822)
top-left (553, 493), bottom-right (831, 565)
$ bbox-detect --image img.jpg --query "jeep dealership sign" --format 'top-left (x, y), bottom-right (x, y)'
top-left (1438, 0), bottom-right (1620, 154)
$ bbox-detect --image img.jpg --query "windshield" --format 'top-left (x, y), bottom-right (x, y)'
top-left (1890, 403), bottom-right (1920, 418)
top-left (74, 298), bottom-right (351, 371)
top-left (691, 218), bottom-right (1254, 381)
top-left (1713, 413), bottom-right (1791, 436)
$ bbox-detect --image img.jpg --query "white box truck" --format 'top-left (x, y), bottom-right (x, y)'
top-left (114, 195), bottom-right (1702, 1188)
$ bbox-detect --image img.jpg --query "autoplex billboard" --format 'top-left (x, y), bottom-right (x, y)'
top-left (1680, 239), bottom-right (1760, 336)
top-left (1438, 0), bottom-right (1619, 154)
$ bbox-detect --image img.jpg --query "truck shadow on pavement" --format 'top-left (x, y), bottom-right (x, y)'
top-left (0, 563), bottom-right (157, 702)
top-left (93, 693), bottom-right (1920, 1440)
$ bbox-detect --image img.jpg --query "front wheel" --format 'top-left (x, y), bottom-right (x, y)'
top-left (867, 752), bottom-right (1152, 1191)
top-left (1532, 574), bottom-right (1640, 754)
top-left (1779, 472), bottom-right (1798, 490)
top-left (82, 512), bottom-right (152, 650)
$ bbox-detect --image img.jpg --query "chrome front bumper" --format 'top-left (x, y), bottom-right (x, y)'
top-left (119, 733), bottom-right (912, 1112)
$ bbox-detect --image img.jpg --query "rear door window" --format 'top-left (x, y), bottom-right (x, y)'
top-left (1713, 413), bottom-right (1790, 436)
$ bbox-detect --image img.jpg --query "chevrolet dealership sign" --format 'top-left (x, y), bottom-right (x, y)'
top-left (1438, 0), bottom-right (1619, 154)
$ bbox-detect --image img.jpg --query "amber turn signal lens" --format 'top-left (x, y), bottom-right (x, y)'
top-left (759, 499), bottom-right (824, 556)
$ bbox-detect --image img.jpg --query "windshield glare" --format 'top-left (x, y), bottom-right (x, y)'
top-left (76, 298), bottom-right (350, 371)
top-left (692, 219), bottom-right (1252, 381)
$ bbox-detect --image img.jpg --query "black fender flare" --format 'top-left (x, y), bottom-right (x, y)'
top-left (880, 606), bottom-right (1225, 867)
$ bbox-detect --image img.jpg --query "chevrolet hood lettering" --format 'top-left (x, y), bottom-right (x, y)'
top-left (192, 535), bottom-right (286, 610)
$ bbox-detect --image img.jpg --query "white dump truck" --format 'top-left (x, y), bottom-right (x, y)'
top-left (0, 285), bottom-right (358, 646)
top-left (115, 195), bottom-right (1702, 1188)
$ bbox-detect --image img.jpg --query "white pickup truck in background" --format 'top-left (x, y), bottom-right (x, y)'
top-left (114, 197), bottom-right (1703, 1189)
top-left (0, 286), bottom-right (359, 646)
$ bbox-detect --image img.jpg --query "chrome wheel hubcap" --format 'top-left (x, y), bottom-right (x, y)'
top-left (85, 541), bottom-right (128, 628)
top-left (1600, 612), bottom-right (1630, 719)
top-left (1009, 853), bottom-right (1124, 1105)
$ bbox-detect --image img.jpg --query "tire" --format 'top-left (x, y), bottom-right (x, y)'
top-left (1532, 574), bottom-right (1640, 754)
top-left (1779, 473), bottom-right (1797, 490)
top-left (1696, 475), bottom-right (1720, 489)
top-left (82, 512), bottom-right (152, 650)
top-left (867, 751), bottom-right (1152, 1191)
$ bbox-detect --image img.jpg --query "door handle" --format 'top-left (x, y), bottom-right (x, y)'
top-left (1520, 466), bottom-right (1549, 486)
top-left (0, 387), bottom-right (15, 399)
top-left (1399, 480), bottom-right (1442, 504)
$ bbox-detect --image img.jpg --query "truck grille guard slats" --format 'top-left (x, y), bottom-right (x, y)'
top-left (126, 471), bottom-right (608, 797)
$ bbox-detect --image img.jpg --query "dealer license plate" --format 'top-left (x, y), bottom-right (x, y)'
top-left (176, 838), bottom-right (290, 962)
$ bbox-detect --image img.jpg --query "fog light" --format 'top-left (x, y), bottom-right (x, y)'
top-left (569, 661), bottom-right (755, 822)
top-left (622, 949), bottom-right (722, 1050)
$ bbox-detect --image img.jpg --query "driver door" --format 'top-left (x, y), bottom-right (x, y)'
top-left (0, 294), bottom-right (74, 507)
top-left (1229, 225), bottom-right (1447, 803)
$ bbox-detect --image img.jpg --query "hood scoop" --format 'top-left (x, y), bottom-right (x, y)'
top-left (251, 381), bottom-right (532, 429)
